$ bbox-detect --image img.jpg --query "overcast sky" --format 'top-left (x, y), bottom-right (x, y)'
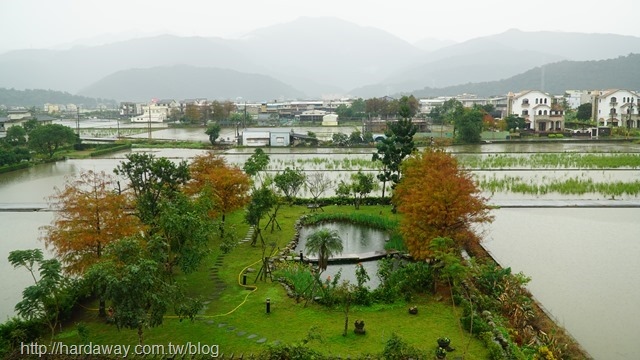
top-left (2, 0), bottom-right (639, 52)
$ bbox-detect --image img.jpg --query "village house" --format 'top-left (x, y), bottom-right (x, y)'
top-left (507, 90), bottom-right (564, 131)
top-left (591, 89), bottom-right (640, 128)
top-left (0, 110), bottom-right (55, 132)
top-left (131, 101), bottom-right (171, 123)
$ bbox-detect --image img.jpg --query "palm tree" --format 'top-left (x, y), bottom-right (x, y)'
top-left (305, 228), bottom-right (343, 272)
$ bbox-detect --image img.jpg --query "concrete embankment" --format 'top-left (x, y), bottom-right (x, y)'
top-left (490, 199), bottom-right (640, 208)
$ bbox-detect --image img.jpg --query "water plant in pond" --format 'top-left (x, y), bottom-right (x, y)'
top-left (458, 153), bottom-right (640, 170)
top-left (271, 156), bottom-right (382, 171)
top-left (301, 212), bottom-right (398, 231)
top-left (384, 232), bottom-right (407, 252)
top-left (275, 262), bottom-right (316, 299)
top-left (477, 175), bottom-right (640, 196)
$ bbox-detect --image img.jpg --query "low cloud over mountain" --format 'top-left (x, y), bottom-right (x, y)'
top-left (2, 18), bottom-right (640, 102)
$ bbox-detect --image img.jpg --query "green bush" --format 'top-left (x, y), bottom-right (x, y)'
top-left (73, 143), bottom-right (92, 150)
top-left (0, 317), bottom-right (45, 357)
top-left (480, 331), bottom-right (507, 360)
top-left (373, 257), bottom-right (434, 303)
top-left (460, 307), bottom-right (492, 335)
top-left (382, 333), bottom-right (425, 360)
top-left (292, 196), bottom-right (392, 207)
top-left (0, 162), bottom-right (30, 174)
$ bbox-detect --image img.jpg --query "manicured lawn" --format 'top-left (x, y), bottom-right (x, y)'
top-left (61, 205), bottom-right (489, 358)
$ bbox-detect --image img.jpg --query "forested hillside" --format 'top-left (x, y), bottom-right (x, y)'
top-left (410, 54), bottom-right (640, 97)
top-left (0, 88), bottom-right (116, 108)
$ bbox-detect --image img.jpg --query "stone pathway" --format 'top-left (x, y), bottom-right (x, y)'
top-left (206, 254), bottom-right (227, 303)
top-left (200, 317), bottom-right (277, 346)
top-left (205, 226), bottom-right (254, 305)
top-left (200, 226), bottom-right (279, 347)
top-left (239, 225), bottom-right (255, 244)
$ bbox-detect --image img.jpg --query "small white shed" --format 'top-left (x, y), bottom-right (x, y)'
top-left (242, 129), bottom-right (271, 147)
top-left (322, 113), bottom-right (338, 126)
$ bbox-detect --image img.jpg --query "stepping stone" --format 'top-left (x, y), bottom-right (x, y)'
top-left (217, 323), bottom-right (227, 328)
top-left (206, 320), bottom-right (215, 325)
top-left (226, 326), bottom-right (236, 331)
top-left (272, 340), bottom-right (281, 346)
top-left (256, 338), bottom-right (267, 344)
top-left (247, 334), bottom-right (257, 339)
top-left (237, 331), bottom-right (246, 336)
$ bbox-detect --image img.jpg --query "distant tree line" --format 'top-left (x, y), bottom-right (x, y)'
top-left (335, 96), bottom-right (421, 121)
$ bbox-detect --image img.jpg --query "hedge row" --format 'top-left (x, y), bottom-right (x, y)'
top-left (90, 144), bottom-right (132, 157)
top-left (291, 196), bottom-right (392, 207)
top-left (0, 162), bottom-right (30, 174)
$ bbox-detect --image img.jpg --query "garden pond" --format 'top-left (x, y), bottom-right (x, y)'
top-left (294, 222), bottom-right (389, 288)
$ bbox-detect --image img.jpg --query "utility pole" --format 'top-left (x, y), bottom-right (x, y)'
top-left (148, 102), bottom-right (152, 140)
top-left (76, 106), bottom-right (80, 137)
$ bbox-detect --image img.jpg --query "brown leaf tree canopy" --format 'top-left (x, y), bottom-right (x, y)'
top-left (393, 148), bottom-right (493, 260)
top-left (42, 170), bottom-right (142, 274)
top-left (186, 152), bottom-right (251, 237)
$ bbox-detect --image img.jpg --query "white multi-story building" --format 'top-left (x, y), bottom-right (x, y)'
top-left (507, 90), bottom-right (564, 131)
top-left (419, 98), bottom-right (448, 114)
top-left (564, 90), bottom-right (593, 109)
top-left (592, 89), bottom-right (640, 128)
top-left (131, 102), bottom-right (169, 123)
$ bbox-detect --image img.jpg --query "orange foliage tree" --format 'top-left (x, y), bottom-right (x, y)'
top-left (42, 170), bottom-right (142, 316)
top-left (42, 170), bottom-right (142, 274)
top-left (186, 152), bottom-right (251, 238)
top-left (393, 148), bottom-right (493, 260)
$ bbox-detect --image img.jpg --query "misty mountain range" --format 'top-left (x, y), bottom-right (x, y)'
top-left (1, 17), bottom-right (640, 104)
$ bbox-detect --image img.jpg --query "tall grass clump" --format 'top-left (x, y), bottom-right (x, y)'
top-left (274, 262), bottom-right (315, 299)
top-left (300, 212), bottom-right (398, 231)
